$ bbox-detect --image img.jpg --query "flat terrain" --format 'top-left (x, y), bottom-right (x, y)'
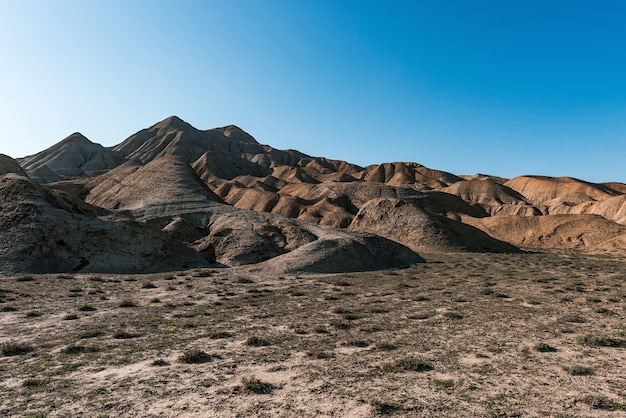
top-left (1, 252), bottom-right (626, 417)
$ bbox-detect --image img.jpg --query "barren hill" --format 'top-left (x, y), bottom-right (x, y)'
top-left (3, 115), bottom-right (626, 273)
top-left (19, 132), bottom-right (123, 178)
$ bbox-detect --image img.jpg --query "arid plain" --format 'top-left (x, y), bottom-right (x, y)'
top-left (1, 117), bottom-right (626, 416)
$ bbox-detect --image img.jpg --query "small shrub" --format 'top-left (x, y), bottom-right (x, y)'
top-left (370, 400), bottom-right (401, 415)
top-left (22, 378), bottom-right (48, 388)
top-left (151, 359), bottom-right (170, 367)
top-left (534, 342), bottom-right (557, 353)
top-left (314, 326), bottom-right (330, 334)
top-left (119, 300), bottom-right (138, 308)
top-left (78, 304), bottom-right (96, 312)
top-left (434, 379), bottom-right (455, 389)
top-left (1, 341), bottom-right (33, 356)
top-left (210, 331), bottom-right (233, 339)
top-left (583, 395), bottom-right (626, 411)
top-left (565, 366), bottom-right (594, 376)
top-left (343, 340), bottom-right (369, 348)
top-left (78, 329), bottom-right (104, 339)
top-left (63, 313), bottom-right (78, 320)
top-left (113, 331), bottom-right (139, 339)
top-left (333, 307), bottom-right (353, 314)
top-left (594, 307), bottom-right (615, 315)
top-left (290, 291), bottom-right (306, 297)
top-left (25, 311), bottom-right (42, 318)
top-left (342, 313), bottom-right (361, 321)
top-left (246, 336), bottom-right (272, 347)
top-left (330, 320), bottom-right (351, 330)
top-left (376, 342), bottom-right (399, 351)
top-left (1, 306), bottom-right (18, 312)
top-left (561, 314), bottom-right (586, 323)
top-left (178, 349), bottom-right (212, 364)
top-left (578, 335), bottom-right (626, 348)
top-left (239, 376), bottom-right (275, 394)
top-left (443, 311), bottom-right (464, 320)
top-left (306, 350), bottom-right (334, 359)
top-left (385, 357), bottom-right (433, 373)
top-left (409, 311), bottom-right (435, 320)
top-left (16, 276), bottom-right (35, 282)
top-left (141, 282), bottom-right (157, 289)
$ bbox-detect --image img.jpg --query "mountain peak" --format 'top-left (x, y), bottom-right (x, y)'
top-left (60, 132), bottom-right (92, 145)
top-left (213, 125), bottom-right (258, 144)
top-left (152, 116), bottom-right (194, 132)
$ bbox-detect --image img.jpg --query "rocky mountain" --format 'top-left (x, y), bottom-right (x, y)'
top-left (2, 115), bottom-right (625, 273)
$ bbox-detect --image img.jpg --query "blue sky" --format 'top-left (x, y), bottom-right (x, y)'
top-left (1, 0), bottom-right (625, 182)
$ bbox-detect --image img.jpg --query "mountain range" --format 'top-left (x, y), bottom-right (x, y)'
top-left (2, 116), bottom-right (625, 273)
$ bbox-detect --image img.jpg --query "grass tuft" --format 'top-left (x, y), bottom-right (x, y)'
top-left (178, 349), bottom-right (212, 364)
top-left (1, 341), bottom-right (34, 356)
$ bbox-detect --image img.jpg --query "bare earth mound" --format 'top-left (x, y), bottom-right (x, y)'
top-left (0, 174), bottom-right (209, 273)
top-left (464, 213), bottom-right (626, 254)
top-left (349, 197), bottom-right (520, 253)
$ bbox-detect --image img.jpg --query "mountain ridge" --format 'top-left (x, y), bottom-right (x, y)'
top-left (2, 115), bottom-right (626, 273)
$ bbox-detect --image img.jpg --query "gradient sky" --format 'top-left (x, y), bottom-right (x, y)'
top-left (1, 0), bottom-right (625, 182)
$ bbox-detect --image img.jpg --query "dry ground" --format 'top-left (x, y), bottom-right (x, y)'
top-left (1, 252), bottom-right (626, 417)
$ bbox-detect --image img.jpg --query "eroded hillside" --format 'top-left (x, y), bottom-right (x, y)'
top-left (4, 116), bottom-right (626, 273)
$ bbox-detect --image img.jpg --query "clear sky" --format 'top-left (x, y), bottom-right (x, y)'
top-left (1, 0), bottom-right (625, 183)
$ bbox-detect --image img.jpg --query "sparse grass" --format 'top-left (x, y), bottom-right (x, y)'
top-left (238, 376), bottom-right (275, 394)
top-left (434, 379), bottom-right (455, 389)
top-left (23, 378), bottom-right (48, 389)
top-left (1, 252), bottom-right (626, 416)
top-left (330, 320), bottom-right (351, 329)
top-left (383, 357), bottom-right (433, 373)
top-left (583, 395), bottom-right (626, 411)
top-left (246, 336), bottom-right (272, 347)
top-left (343, 339), bottom-right (369, 348)
top-left (534, 342), bottom-right (557, 352)
top-left (178, 349), bottom-right (212, 364)
top-left (560, 314), bottom-right (586, 323)
top-left (113, 331), bottom-right (139, 339)
top-left (78, 329), bottom-right (105, 339)
top-left (118, 299), bottom-right (138, 308)
top-left (1, 341), bottom-right (34, 356)
top-left (578, 334), bottom-right (626, 348)
top-left (369, 400), bottom-right (402, 415)
top-left (306, 350), bottom-right (334, 359)
top-left (565, 366), bottom-right (594, 376)
top-left (62, 344), bottom-right (99, 355)
top-left (376, 342), bottom-right (399, 351)
top-left (78, 304), bottom-right (96, 312)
